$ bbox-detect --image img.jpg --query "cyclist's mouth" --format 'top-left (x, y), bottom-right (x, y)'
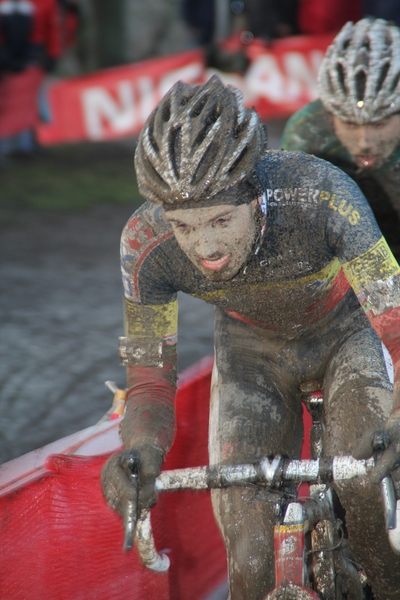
top-left (200, 254), bottom-right (231, 271)
top-left (357, 155), bottom-right (377, 168)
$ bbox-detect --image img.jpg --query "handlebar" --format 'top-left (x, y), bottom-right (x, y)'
top-left (129, 454), bottom-right (397, 571)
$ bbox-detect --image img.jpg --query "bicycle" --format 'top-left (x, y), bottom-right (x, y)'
top-left (108, 383), bottom-right (400, 600)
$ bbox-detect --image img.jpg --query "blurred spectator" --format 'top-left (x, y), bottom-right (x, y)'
top-left (297, 0), bottom-right (361, 34)
top-left (363, 0), bottom-right (400, 27)
top-left (238, 0), bottom-right (299, 42)
top-left (181, 0), bottom-right (248, 73)
top-left (182, 0), bottom-right (215, 45)
top-left (59, 0), bottom-right (79, 50)
top-left (0, 0), bottom-right (60, 72)
top-left (123, 0), bottom-right (191, 65)
top-left (0, 0), bottom-right (62, 160)
top-left (56, 0), bottom-right (82, 75)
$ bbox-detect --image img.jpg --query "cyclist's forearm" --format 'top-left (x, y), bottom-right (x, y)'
top-left (119, 296), bottom-right (178, 451)
top-left (120, 364), bottom-right (177, 453)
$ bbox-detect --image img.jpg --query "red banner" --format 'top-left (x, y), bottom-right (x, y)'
top-left (37, 34), bottom-right (334, 146)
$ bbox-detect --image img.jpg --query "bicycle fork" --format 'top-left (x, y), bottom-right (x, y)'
top-left (266, 500), bottom-right (319, 600)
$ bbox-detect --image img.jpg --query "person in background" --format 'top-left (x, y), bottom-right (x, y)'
top-left (281, 18), bottom-right (400, 261)
top-left (0, 0), bottom-right (61, 159)
top-left (181, 0), bottom-right (216, 45)
top-left (239, 0), bottom-right (299, 42)
top-left (122, 0), bottom-right (191, 65)
top-left (181, 0), bottom-right (248, 73)
top-left (56, 0), bottom-right (82, 76)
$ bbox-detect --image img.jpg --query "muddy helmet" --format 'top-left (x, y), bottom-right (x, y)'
top-left (134, 75), bottom-right (267, 209)
top-left (317, 18), bottom-right (400, 124)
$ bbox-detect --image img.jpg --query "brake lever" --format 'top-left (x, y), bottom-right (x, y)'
top-left (373, 431), bottom-right (397, 530)
top-left (122, 455), bottom-right (140, 552)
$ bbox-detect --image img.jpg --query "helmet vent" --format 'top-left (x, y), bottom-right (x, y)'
top-left (376, 62), bottom-right (390, 93)
top-left (147, 117), bottom-right (159, 154)
top-left (228, 145), bottom-right (249, 174)
top-left (169, 127), bottom-right (182, 179)
top-left (390, 71), bottom-right (400, 93)
top-left (355, 70), bottom-right (366, 101)
top-left (192, 141), bottom-right (219, 184)
top-left (337, 62), bottom-right (346, 95)
top-left (190, 95), bottom-right (209, 118)
top-left (361, 39), bottom-right (370, 52)
top-left (192, 108), bottom-right (221, 151)
top-left (144, 157), bottom-right (171, 192)
top-left (342, 38), bottom-right (351, 51)
top-left (161, 99), bottom-right (171, 123)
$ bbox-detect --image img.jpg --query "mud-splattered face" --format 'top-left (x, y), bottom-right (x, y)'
top-left (167, 201), bottom-right (258, 281)
top-left (332, 113), bottom-right (400, 169)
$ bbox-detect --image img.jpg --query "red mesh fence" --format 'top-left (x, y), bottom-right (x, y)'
top-left (0, 357), bottom-right (227, 600)
top-left (0, 356), bottom-right (311, 599)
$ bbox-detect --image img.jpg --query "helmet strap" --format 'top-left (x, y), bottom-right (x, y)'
top-left (243, 191), bottom-right (268, 275)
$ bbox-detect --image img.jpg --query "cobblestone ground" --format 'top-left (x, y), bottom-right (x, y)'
top-left (0, 120), bottom-right (285, 464)
top-left (0, 204), bottom-right (215, 463)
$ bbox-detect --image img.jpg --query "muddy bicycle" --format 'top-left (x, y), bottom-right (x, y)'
top-left (110, 384), bottom-right (400, 600)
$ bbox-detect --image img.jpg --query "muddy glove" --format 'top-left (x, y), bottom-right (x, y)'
top-left (101, 445), bottom-right (164, 549)
top-left (352, 407), bottom-right (400, 486)
top-left (102, 446), bottom-right (164, 514)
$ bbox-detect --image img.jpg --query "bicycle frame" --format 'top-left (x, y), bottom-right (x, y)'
top-left (269, 501), bottom-right (320, 600)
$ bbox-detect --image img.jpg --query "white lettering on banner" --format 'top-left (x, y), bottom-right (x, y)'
top-left (283, 51), bottom-right (323, 99)
top-left (82, 81), bottom-right (137, 140)
top-left (246, 55), bottom-right (285, 103)
top-left (82, 62), bottom-right (203, 140)
top-left (138, 77), bottom-right (156, 123)
top-left (246, 51), bottom-right (323, 104)
top-left (310, 50), bottom-right (325, 76)
top-left (159, 63), bottom-right (204, 97)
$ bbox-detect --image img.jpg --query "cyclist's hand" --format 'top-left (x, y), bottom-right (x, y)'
top-left (352, 408), bottom-right (400, 485)
top-left (101, 446), bottom-right (164, 516)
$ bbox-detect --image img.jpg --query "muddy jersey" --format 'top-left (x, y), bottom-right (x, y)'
top-left (280, 100), bottom-right (400, 259)
top-left (120, 150), bottom-right (400, 407)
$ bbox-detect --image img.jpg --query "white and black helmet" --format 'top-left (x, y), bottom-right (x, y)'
top-left (134, 75), bottom-right (267, 209)
top-left (317, 18), bottom-right (400, 124)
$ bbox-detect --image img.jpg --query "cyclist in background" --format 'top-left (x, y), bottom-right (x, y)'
top-left (281, 18), bottom-right (400, 261)
top-left (101, 75), bottom-right (400, 600)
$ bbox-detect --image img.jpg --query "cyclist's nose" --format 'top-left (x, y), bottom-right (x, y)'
top-left (356, 126), bottom-right (375, 153)
top-left (194, 228), bottom-right (221, 259)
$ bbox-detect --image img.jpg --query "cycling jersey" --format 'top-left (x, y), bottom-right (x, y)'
top-left (120, 150), bottom-right (400, 424)
top-left (280, 99), bottom-right (400, 259)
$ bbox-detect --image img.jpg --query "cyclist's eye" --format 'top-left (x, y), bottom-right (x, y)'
top-left (174, 223), bottom-right (189, 232)
top-left (214, 218), bottom-right (230, 227)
